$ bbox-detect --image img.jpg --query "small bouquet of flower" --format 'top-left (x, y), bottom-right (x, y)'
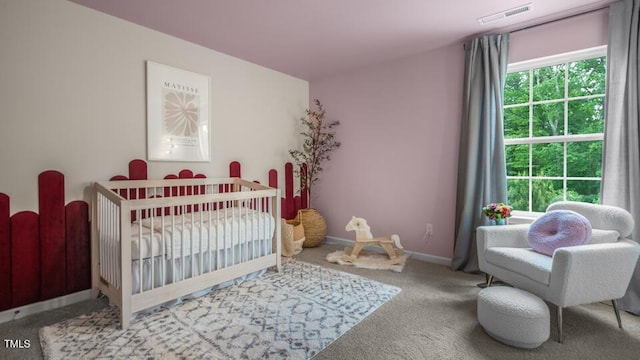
top-left (482, 202), bottom-right (513, 220)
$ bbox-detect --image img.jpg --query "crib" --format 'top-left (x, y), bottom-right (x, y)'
top-left (91, 177), bottom-right (281, 329)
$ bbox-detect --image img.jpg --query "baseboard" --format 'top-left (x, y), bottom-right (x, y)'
top-left (0, 289), bottom-right (92, 324)
top-left (324, 236), bottom-right (452, 267)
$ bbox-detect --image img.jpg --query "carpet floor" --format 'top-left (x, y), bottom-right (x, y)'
top-left (1, 243), bottom-right (640, 359)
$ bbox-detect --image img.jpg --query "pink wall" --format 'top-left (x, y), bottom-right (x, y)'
top-left (310, 43), bottom-right (464, 260)
top-left (309, 9), bottom-right (609, 261)
top-left (509, 9), bottom-right (608, 63)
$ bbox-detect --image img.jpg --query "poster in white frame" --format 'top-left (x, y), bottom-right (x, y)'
top-left (146, 61), bottom-right (211, 162)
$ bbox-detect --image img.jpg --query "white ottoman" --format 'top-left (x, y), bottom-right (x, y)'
top-left (477, 286), bottom-right (550, 349)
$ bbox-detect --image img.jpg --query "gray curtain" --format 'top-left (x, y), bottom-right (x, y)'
top-left (602, 0), bottom-right (640, 314)
top-left (452, 34), bottom-right (509, 272)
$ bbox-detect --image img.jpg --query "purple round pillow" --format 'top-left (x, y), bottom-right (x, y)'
top-left (527, 210), bottom-right (592, 256)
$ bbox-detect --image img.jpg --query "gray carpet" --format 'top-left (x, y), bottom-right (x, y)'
top-left (2, 243), bottom-right (640, 359)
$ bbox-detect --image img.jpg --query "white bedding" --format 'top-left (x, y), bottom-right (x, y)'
top-left (131, 240), bottom-right (270, 294)
top-left (130, 208), bottom-right (275, 260)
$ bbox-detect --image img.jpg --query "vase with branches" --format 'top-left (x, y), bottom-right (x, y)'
top-left (289, 99), bottom-right (340, 208)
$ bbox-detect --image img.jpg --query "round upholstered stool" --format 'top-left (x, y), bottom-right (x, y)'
top-left (477, 286), bottom-right (550, 349)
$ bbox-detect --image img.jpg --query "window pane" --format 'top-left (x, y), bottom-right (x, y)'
top-left (567, 141), bottom-right (602, 177)
top-left (567, 180), bottom-right (600, 204)
top-left (568, 56), bottom-right (606, 97)
top-left (506, 144), bottom-right (529, 176)
top-left (505, 52), bottom-right (605, 214)
top-left (568, 97), bottom-right (605, 135)
top-left (533, 64), bottom-right (565, 101)
top-left (531, 179), bottom-right (563, 212)
top-left (507, 178), bottom-right (529, 211)
top-left (532, 143), bottom-right (563, 177)
top-left (504, 105), bottom-right (529, 139)
top-left (505, 71), bottom-right (530, 105)
top-left (533, 102), bottom-right (564, 137)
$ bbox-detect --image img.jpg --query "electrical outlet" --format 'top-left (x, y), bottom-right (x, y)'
top-left (426, 223), bottom-right (433, 236)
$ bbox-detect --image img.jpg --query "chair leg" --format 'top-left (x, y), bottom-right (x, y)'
top-left (557, 306), bottom-right (563, 343)
top-left (486, 274), bottom-right (494, 287)
top-left (612, 299), bottom-right (623, 329)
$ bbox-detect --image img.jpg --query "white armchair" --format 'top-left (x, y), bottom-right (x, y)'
top-left (477, 201), bottom-right (640, 342)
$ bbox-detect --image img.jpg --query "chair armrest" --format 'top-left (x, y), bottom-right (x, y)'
top-left (476, 224), bottom-right (531, 250)
top-left (548, 240), bottom-right (640, 307)
top-left (476, 225), bottom-right (531, 274)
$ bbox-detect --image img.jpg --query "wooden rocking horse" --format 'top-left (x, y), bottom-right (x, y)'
top-left (343, 216), bottom-right (407, 266)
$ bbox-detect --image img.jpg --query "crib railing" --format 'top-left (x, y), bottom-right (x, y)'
top-left (91, 178), bottom-right (281, 326)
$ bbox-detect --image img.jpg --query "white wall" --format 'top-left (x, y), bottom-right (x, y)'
top-left (0, 0), bottom-right (308, 214)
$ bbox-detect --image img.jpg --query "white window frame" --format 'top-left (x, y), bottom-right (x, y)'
top-left (505, 45), bottom-right (607, 219)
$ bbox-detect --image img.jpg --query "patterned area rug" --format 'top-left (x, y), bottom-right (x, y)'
top-left (40, 259), bottom-right (400, 359)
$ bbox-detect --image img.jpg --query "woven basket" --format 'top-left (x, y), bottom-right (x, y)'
top-left (281, 219), bottom-right (305, 257)
top-left (296, 209), bottom-right (327, 248)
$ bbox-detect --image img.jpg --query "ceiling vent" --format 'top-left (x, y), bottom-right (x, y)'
top-left (478, 3), bottom-right (533, 25)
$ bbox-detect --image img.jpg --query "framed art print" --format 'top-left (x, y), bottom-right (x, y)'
top-left (146, 61), bottom-right (210, 162)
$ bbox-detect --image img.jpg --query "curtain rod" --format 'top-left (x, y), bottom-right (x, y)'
top-left (509, 5), bottom-right (609, 34)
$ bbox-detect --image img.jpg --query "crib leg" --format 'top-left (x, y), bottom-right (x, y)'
top-left (120, 314), bottom-right (131, 330)
top-left (121, 302), bottom-right (132, 330)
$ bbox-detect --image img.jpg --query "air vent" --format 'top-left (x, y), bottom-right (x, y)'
top-left (478, 3), bottom-right (533, 25)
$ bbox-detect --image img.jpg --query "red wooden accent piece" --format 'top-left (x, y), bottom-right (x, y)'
top-left (294, 196), bottom-right (302, 215)
top-left (178, 169), bottom-right (194, 179)
top-left (0, 194), bottom-right (11, 311)
top-left (65, 201), bottom-right (90, 294)
top-left (301, 163), bottom-right (309, 209)
top-left (109, 175), bottom-right (129, 198)
top-left (164, 175), bottom-right (179, 198)
top-left (38, 171), bottom-right (66, 300)
top-left (179, 170), bottom-right (194, 212)
top-left (195, 174), bottom-right (207, 211)
top-left (269, 169), bottom-right (278, 189)
top-left (215, 183), bottom-right (227, 210)
top-left (164, 175), bottom-right (179, 215)
top-left (285, 162), bottom-right (294, 219)
top-left (229, 161), bottom-right (241, 178)
top-left (178, 170), bottom-right (193, 197)
top-left (267, 170), bottom-right (279, 215)
top-left (129, 160), bottom-right (147, 220)
top-left (11, 211), bottom-right (40, 307)
top-left (195, 173), bottom-right (206, 193)
top-left (129, 159), bottom-right (148, 180)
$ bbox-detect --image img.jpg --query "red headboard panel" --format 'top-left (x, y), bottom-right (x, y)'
top-left (11, 211), bottom-right (40, 307)
top-left (65, 201), bottom-right (90, 294)
top-left (38, 171), bottom-right (66, 301)
top-left (1, 171), bottom-right (90, 312)
top-left (0, 194), bottom-right (11, 311)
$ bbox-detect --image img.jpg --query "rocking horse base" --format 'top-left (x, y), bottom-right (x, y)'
top-left (340, 236), bottom-right (405, 265)
top-left (326, 249), bottom-right (407, 272)
top-left (341, 247), bottom-right (406, 266)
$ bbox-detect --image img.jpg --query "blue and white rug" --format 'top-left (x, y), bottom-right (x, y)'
top-left (40, 259), bottom-right (400, 359)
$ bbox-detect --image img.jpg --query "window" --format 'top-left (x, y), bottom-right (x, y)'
top-left (504, 46), bottom-right (606, 214)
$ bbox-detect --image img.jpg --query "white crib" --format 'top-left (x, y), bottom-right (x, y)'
top-left (91, 177), bottom-right (281, 329)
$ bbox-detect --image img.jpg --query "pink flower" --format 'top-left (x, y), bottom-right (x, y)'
top-left (482, 202), bottom-right (512, 220)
